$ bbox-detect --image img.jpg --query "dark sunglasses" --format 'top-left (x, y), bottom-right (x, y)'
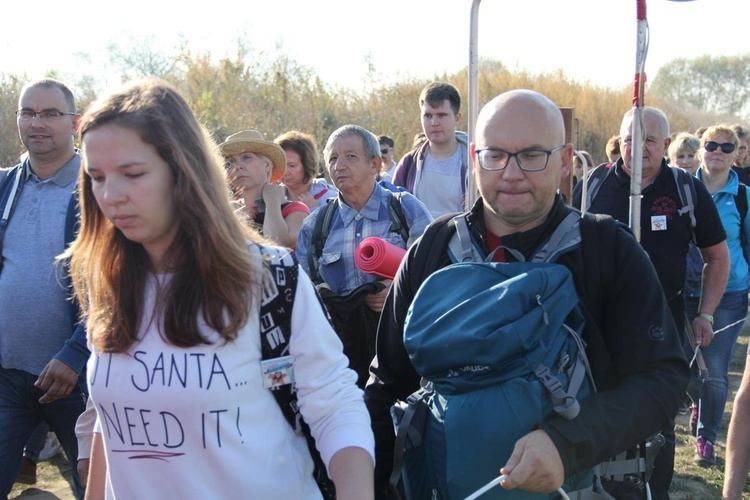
top-left (380, 148), bottom-right (392, 155)
top-left (704, 141), bottom-right (736, 154)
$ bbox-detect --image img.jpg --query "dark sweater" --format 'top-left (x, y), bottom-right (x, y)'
top-left (365, 196), bottom-right (690, 495)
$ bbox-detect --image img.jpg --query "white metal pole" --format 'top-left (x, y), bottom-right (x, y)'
top-left (629, 0), bottom-right (649, 241)
top-left (467, 0), bottom-right (482, 210)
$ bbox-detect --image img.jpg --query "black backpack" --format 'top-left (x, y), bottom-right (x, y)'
top-left (584, 165), bottom-right (748, 294)
top-left (304, 191), bottom-right (410, 387)
top-left (259, 247), bottom-right (336, 499)
top-left (306, 191), bottom-right (409, 285)
top-left (583, 165), bottom-right (699, 240)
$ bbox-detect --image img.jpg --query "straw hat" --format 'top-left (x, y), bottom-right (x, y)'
top-left (219, 130), bottom-right (286, 183)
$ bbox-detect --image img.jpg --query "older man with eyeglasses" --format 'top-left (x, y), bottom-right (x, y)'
top-left (0, 78), bottom-right (87, 499)
top-left (573, 107), bottom-right (730, 500)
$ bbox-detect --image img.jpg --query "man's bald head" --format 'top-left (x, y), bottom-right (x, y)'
top-left (476, 90), bottom-right (566, 148)
top-left (472, 89), bottom-right (571, 236)
top-left (618, 106), bottom-right (671, 179)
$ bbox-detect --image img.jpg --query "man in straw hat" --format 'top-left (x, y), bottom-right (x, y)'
top-left (219, 130), bottom-right (309, 248)
top-left (297, 125), bottom-right (431, 388)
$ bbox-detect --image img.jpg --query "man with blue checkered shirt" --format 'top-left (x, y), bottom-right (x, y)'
top-left (297, 125), bottom-right (432, 388)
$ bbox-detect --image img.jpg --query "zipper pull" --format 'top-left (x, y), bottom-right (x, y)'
top-left (537, 294), bottom-right (549, 325)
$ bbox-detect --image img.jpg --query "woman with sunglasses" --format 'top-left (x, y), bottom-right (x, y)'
top-left (687, 125), bottom-right (750, 467)
top-left (68, 79), bottom-right (374, 499)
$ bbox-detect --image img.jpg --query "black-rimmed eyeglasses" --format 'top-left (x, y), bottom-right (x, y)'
top-left (475, 145), bottom-right (566, 172)
top-left (380, 148), bottom-right (392, 155)
top-left (16, 109), bottom-right (76, 121)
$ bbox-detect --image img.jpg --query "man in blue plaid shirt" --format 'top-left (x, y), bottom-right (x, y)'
top-left (297, 124), bottom-right (432, 387)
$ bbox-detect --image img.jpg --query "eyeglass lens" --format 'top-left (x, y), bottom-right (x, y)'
top-left (16, 110), bottom-right (71, 120)
top-left (479, 148), bottom-right (560, 171)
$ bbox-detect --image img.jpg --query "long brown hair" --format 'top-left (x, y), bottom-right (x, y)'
top-left (67, 78), bottom-right (265, 352)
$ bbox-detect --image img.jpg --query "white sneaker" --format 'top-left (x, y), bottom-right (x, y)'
top-left (38, 432), bottom-right (61, 461)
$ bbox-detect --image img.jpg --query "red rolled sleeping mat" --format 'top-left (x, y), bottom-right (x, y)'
top-left (354, 237), bottom-right (406, 280)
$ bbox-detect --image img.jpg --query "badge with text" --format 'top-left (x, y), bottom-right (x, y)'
top-left (651, 215), bottom-right (667, 231)
top-left (261, 355), bottom-right (295, 388)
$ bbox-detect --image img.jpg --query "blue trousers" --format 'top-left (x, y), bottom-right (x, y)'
top-left (23, 421), bottom-right (50, 463)
top-left (685, 291), bottom-right (748, 443)
top-left (0, 366), bottom-right (86, 499)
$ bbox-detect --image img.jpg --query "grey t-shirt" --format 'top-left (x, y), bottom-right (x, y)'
top-left (0, 155), bottom-right (79, 375)
top-left (413, 147), bottom-right (464, 218)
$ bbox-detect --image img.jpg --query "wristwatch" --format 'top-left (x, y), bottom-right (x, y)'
top-left (696, 312), bottom-right (714, 326)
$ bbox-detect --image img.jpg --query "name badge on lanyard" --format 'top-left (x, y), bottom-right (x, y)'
top-left (651, 215), bottom-right (667, 231)
top-left (261, 355), bottom-right (295, 388)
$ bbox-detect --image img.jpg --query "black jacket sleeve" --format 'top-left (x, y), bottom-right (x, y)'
top-left (541, 216), bottom-right (690, 475)
top-left (364, 216), bottom-right (455, 496)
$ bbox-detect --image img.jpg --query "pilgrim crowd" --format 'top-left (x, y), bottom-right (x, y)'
top-left (3, 76), bottom-right (750, 500)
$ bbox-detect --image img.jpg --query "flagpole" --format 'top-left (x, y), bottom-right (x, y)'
top-left (629, 0), bottom-right (649, 241)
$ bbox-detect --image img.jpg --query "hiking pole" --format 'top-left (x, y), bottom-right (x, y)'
top-left (684, 313), bottom-right (709, 382)
top-left (463, 474), bottom-right (572, 500)
top-left (577, 151), bottom-right (589, 217)
top-left (687, 313), bottom-right (750, 381)
top-left (628, 0), bottom-right (649, 242)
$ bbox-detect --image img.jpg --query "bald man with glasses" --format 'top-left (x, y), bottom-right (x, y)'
top-left (367, 90), bottom-right (689, 499)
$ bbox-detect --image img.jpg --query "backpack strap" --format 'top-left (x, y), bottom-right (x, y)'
top-left (64, 190), bottom-right (80, 247)
top-left (531, 212), bottom-right (582, 263)
top-left (534, 363), bottom-right (583, 420)
top-left (0, 165), bottom-right (23, 224)
top-left (307, 199), bottom-right (337, 285)
top-left (671, 166), bottom-right (698, 242)
top-left (596, 452), bottom-right (648, 480)
top-left (447, 215), bottom-right (483, 263)
top-left (446, 211), bottom-right (582, 265)
top-left (0, 165), bottom-right (26, 273)
top-left (735, 183), bottom-right (748, 223)
top-left (734, 183), bottom-right (748, 260)
top-left (389, 383), bottom-right (432, 496)
top-left (386, 190), bottom-right (410, 245)
top-left (535, 315), bottom-right (598, 422)
top-left (308, 191), bottom-right (410, 284)
top-left (583, 164), bottom-right (614, 214)
top-left (258, 247), bottom-right (336, 499)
